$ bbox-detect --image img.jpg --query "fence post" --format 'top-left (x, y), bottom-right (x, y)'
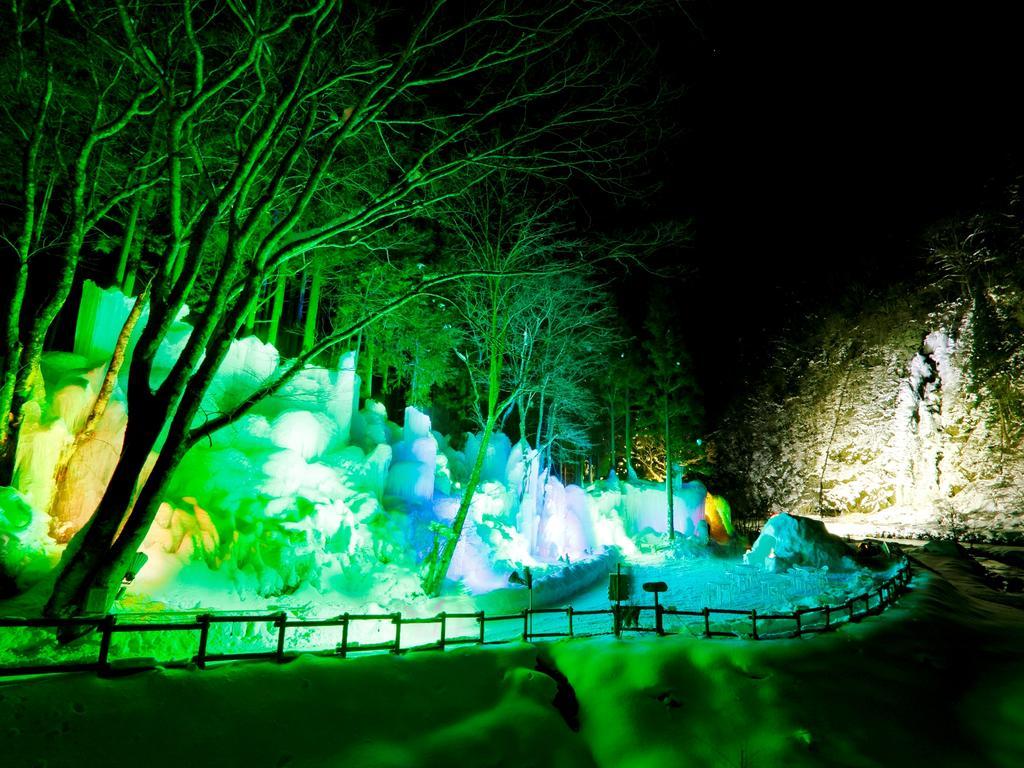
top-left (522, 609), bottom-right (529, 642)
top-left (196, 614), bottom-right (211, 669)
top-left (750, 609), bottom-right (758, 640)
top-left (275, 612), bottom-right (288, 662)
top-left (655, 603), bottom-right (664, 636)
top-left (824, 604), bottom-right (831, 629)
top-left (392, 613), bottom-right (402, 654)
top-left (848, 600), bottom-right (855, 622)
top-left (794, 610), bottom-right (802, 638)
top-left (98, 615), bottom-right (116, 671)
top-left (567, 606), bottom-right (574, 638)
top-left (439, 612), bottom-right (447, 651)
top-left (339, 613), bottom-right (350, 658)
top-left (703, 607), bottom-right (711, 638)
top-left (477, 611), bottom-right (485, 644)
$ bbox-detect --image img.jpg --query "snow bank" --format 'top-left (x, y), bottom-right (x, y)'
top-left (3, 558), bottom-right (1022, 768)
top-left (0, 487), bottom-right (58, 593)
top-left (5, 278), bottom-right (735, 611)
top-left (547, 559), bottom-right (1024, 768)
top-left (0, 645), bottom-right (595, 768)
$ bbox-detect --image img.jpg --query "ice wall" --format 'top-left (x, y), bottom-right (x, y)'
top-left (384, 407), bottom-right (437, 506)
top-left (74, 280), bottom-right (193, 387)
top-left (464, 432), bottom-right (512, 483)
top-left (441, 427), bottom-right (731, 588)
top-left (6, 278), bottom-right (734, 604)
top-left (619, 480), bottom-right (708, 537)
top-left (73, 281), bottom-right (139, 363)
top-left (13, 353), bottom-right (128, 544)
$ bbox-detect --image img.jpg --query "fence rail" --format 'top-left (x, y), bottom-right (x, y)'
top-left (0, 562), bottom-right (912, 678)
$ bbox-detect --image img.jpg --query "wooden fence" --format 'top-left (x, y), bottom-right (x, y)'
top-left (0, 562), bottom-right (911, 678)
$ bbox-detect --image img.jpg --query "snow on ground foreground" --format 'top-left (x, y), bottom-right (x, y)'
top-left (3, 544), bottom-right (1022, 768)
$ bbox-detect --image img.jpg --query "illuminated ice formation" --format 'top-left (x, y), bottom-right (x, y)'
top-left (619, 480), bottom-right (708, 538)
top-left (2, 279), bottom-right (734, 607)
top-left (745, 513), bottom-right (856, 572)
top-left (384, 407), bottom-right (438, 506)
top-left (464, 431), bottom-right (513, 483)
top-left (440, 430), bottom-right (731, 595)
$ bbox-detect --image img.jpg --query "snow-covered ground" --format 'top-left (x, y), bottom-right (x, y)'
top-left (2, 542), bottom-right (1021, 768)
top-left (1, 534), bottom-right (901, 673)
top-left (820, 507), bottom-right (1024, 543)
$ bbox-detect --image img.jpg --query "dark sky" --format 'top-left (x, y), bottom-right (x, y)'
top-left (669, 1), bottom-right (1022, 419)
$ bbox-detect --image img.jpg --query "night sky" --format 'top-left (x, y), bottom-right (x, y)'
top-left (663, 1), bottom-right (1022, 420)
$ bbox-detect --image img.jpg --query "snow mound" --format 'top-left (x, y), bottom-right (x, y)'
top-left (746, 513), bottom-right (857, 572)
top-left (0, 487), bottom-right (58, 592)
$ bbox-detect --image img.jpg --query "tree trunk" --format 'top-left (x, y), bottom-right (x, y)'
top-left (243, 280), bottom-right (259, 335)
top-left (115, 160), bottom-right (156, 294)
top-left (664, 395), bottom-right (675, 540)
top-left (608, 395), bottom-right (616, 478)
top-left (115, 198), bottom-right (141, 290)
top-left (47, 261), bottom-right (259, 620)
top-left (361, 333), bottom-right (375, 399)
top-left (423, 281), bottom-right (507, 596)
top-left (47, 202), bottom-right (254, 619)
top-left (624, 391), bottom-right (636, 479)
top-left (410, 346), bottom-right (420, 407)
top-left (266, 267), bottom-right (286, 348)
top-left (818, 355), bottom-right (855, 513)
top-left (0, 265), bottom-right (28, 483)
top-left (422, 413), bottom-right (497, 596)
top-left (302, 260), bottom-right (322, 353)
top-left (534, 387), bottom-right (546, 459)
top-left (45, 413), bottom-right (164, 618)
top-left (0, 80), bottom-right (54, 486)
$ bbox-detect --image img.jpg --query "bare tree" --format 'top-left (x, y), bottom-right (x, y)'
top-left (27, 0), bottom-right (665, 619)
top-left (420, 183), bottom-right (571, 595)
top-left (1, 5), bottom-right (162, 483)
top-left (420, 177), bottom-right (621, 593)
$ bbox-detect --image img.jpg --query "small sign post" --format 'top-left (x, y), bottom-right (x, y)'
top-left (608, 564), bottom-right (633, 637)
top-left (643, 581), bottom-right (668, 635)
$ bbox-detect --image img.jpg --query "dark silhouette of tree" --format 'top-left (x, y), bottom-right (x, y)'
top-left (641, 288), bottom-right (704, 538)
